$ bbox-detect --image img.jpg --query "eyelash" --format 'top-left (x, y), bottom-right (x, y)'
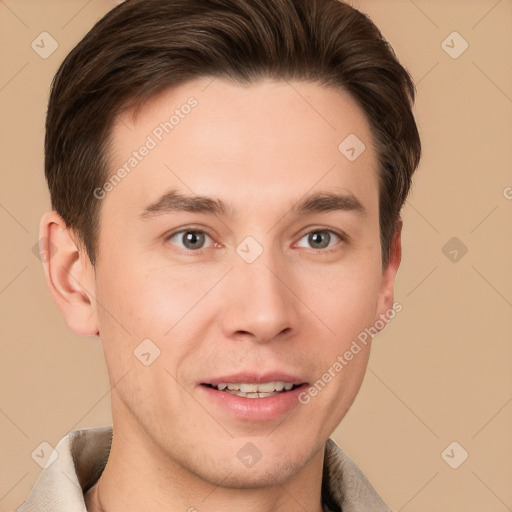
top-left (165, 227), bottom-right (347, 254)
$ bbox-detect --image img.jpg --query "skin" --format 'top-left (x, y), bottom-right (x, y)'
top-left (40, 77), bottom-right (401, 512)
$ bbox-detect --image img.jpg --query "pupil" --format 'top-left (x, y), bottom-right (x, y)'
top-left (184, 231), bottom-right (204, 249)
top-left (310, 231), bottom-right (330, 249)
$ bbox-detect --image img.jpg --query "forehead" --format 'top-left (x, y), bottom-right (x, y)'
top-left (103, 78), bottom-right (378, 221)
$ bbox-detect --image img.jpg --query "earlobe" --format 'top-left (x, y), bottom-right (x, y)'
top-left (374, 220), bottom-right (402, 328)
top-left (39, 211), bottom-right (99, 337)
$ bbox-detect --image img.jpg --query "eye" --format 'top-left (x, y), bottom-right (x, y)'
top-left (295, 230), bottom-right (342, 250)
top-left (167, 230), bottom-right (214, 251)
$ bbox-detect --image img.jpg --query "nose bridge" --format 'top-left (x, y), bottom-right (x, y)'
top-left (220, 242), bottom-right (298, 342)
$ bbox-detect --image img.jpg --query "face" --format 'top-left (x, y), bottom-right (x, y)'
top-left (89, 78), bottom-right (398, 487)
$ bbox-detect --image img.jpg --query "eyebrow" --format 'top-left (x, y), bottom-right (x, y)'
top-left (140, 190), bottom-right (229, 220)
top-left (139, 189), bottom-right (366, 220)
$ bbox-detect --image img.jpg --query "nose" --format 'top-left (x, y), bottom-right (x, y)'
top-left (219, 250), bottom-right (300, 344)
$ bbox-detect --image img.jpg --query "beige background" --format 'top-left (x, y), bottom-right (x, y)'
top-left (1, 1), bottom-right (511, 511)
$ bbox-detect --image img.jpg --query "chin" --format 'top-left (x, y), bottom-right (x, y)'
top-left (186, 441), bottom-right (319, 490)
top-left (199, 460), bottom-right (302, 490)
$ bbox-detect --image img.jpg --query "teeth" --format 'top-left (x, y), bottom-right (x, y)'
top-left (240, 384), bottom-right (258, 393)
top-left (229, 390), bottom-right (280, 398)
top-left (214, 381), bottom-right (296, 394)
top-left (256, 382), bottom-right (278, 392)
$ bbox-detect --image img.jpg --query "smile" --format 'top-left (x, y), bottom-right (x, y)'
top-left (205, 381), bottom-right (299, 398)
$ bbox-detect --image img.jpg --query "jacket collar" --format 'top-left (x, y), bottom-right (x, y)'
top-left (16, 426), bottom-right (391, 512)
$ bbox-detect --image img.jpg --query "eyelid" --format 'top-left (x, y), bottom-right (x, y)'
top-left (296, 225), bottom-right (351, 242)
top-left (165, 226), bottom-right (218, 252)
top-left (165, 224), bottom-right (215, 239)
top-left (293, 227), bottom-right (348, 251)
top-left (164, 225), bottom-right (348, 254)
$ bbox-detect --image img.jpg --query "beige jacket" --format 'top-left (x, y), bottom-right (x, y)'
top-left (15, 425), bottom-right (392, 512)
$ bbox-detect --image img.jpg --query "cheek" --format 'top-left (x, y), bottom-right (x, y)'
top-left (92, 267), bottom-right (190, 411)
top-left (93, 259), bottom-right (214, 369)
top-left (301, 263), bottom-right (382, 339)
top-left (95, 258), bottom-right (184, 332)
top-left (295, 258), bottom-right (382, 407)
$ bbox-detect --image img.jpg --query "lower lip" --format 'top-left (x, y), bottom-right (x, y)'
top-left (199, 384), bottom-right (308, 421)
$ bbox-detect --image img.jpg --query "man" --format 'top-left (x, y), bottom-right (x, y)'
top-left (16, 0), bottom-right (421, 510)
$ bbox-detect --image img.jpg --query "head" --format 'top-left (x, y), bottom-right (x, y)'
top-left (41, 0), bottom-right (420, 490)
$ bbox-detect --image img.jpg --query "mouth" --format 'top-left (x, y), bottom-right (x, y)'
top-left (202, 381), bottom-right (302, 399)
top-left (199, 373), bottom-right (309, 420)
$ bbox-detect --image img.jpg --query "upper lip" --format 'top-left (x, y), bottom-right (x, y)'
top-left (201, 372), bottom-right (307, 386)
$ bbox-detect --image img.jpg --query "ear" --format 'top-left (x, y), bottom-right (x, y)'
top-left (374, 219), bottom-right (402, 326)
top-left (39, 211), bottom-right (99, 337)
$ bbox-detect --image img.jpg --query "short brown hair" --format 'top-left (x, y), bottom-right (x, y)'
top-left (45, 0), bottom-right (421, 266)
